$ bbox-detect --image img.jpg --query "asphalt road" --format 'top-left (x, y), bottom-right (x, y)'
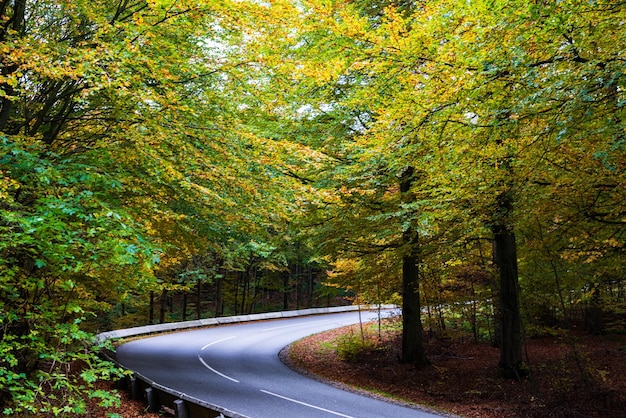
top-left (115, 310), bottom-right (444, 418)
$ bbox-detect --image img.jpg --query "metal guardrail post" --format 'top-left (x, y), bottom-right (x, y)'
top-left (146, 387), bottom-right (159, 413)
top-left (174, 399), bottom-right (188, 418)
top-left (130, 376), bottom-right (142, 400)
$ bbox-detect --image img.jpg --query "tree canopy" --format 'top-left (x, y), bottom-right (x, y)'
top-left (1, 0), bottom-right (625, 414)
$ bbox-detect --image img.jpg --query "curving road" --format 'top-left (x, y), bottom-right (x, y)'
top-left (116, 311), bottom-right (444, 418)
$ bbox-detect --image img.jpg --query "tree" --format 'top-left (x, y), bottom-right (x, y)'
top-left (1, 0), bottom-right (316, 413)
top-left (240, 0), bottom-right (626, 376)
top-left (237, 0), bottom-right (442, 364)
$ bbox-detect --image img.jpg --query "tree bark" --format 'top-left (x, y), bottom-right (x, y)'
top-left (196, 281), bottom-right (202, 319)
top-left (234, 272), bottom-right (240, 315)
top-left (493, 224), bottom-right (524, 378)
top-left (401, 253), bottom-right (427, 365)
top-left (215, 274), bottom-right (224, 317)
top-left (149, 291), bottom-right (155, 325)
top-left (399, 166), bottom-right (427, 365)
top-left (159, 288), bottom-right (168, 324)
top-left (282, 269), bottom-right (290, 310)
top-left (307, 267), bottom-right (314, 308)
top-left (295, 263), bottom-right (301, 309)
top-left (249, 265), bottom-right (259, 314)
top-left (586, 284), bottom-right (603, 335)
top-left (240, 269), bottom-right (249, 314)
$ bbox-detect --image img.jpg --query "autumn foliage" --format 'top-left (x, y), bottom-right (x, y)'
top-left (1, 0), bottom-right (625, 415)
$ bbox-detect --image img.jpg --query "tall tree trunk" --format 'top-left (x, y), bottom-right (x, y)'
top-left (401, 252), bottom-right (427, 365)
top-left (249, 265), bottom-right (259, 314)
top-left (307, 267), bottom-right (314, 308)
top-left (215, 274), bottom-right (224, 317)
top-left (399, 166), bottom-right (427, 365)
top-left (149, 291), bottom-right (155, 325)
top-left (234, 272), bottom-right (240, 315)
top-left (159, 288), bottom-right (168, 324)
top-left (196, 281), bottom-right (202, 320)
top-left (282, 269), bottom-right (290, 310)
top-left (295, 263), bottom-right (301, 310)
top-left (492, 206), bottom-right (524, 378)
top-left (586, 284), bottom-right (603, 335)
top-left (240, 269), bottom-right (249, 314)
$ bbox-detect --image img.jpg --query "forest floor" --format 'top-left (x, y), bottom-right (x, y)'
top-left (85, 320), bottom-right (626, 417)
top-left (284, 321), bottom-right (626, 418)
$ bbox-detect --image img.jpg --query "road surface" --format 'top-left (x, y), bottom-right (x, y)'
top-left (116, 310), bottom-right (445, 418)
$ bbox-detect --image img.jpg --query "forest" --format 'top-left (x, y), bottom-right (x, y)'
top-left (1, 0), bottom-right (625, 415)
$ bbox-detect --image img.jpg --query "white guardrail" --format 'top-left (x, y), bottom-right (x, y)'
top-left (96, 305), bottom-right (398, 418)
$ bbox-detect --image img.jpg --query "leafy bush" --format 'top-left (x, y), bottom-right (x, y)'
top-left (336, 330), bottom-right (383, 363)
top-left (0, 138), bottom-right (156, 415)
